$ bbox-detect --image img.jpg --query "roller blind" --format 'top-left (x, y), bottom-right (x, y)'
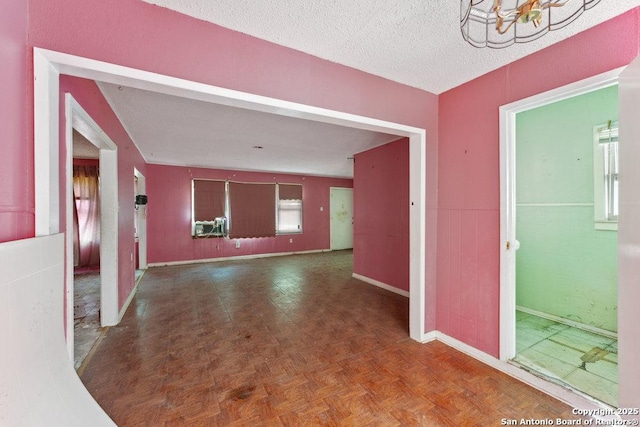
top-left (228, 182), bottom-right (276, 238)
top-left (193, 180), bottom-right (226, 221)
top-left (278, 184), bottom-right (302, 200)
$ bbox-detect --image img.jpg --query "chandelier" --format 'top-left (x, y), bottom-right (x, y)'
top-left (460, 0), bottom-right (602, 49)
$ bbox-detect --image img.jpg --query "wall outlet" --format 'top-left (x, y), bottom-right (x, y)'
top-left (289, 238), bottom-right (293, 243)
top-left (320, 206), bottom-right (324, 211)
top-left (235, 240), bottom-right (241, 248)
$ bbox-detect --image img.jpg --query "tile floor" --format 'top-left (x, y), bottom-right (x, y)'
top-left (513, 310), bottom-right (618, 407)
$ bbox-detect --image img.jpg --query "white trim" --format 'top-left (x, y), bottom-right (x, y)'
top-left (34, 50), bottom-right (60, 236)
top-left (33, 47), bottom-right (427, 344)
top-left (595, 222), bottom-right (618, 231)
top-left (64, 94), bottom-right (121, 358)
top-left (64, 96), bottom-right (74, 360)
top-left (148, 249), bottom-right (330, 267)
top-left (516, 305), bottom-right (617, 339)
top-left (434, 332), bottom-right (615, 413)
top-left (352, 273), bottom-right (410, 298)
top-left (499, 67), bottom-right (623, 361)
top-left (118, 277), bottom-right (140, 322)
top-left (516, 203), bottom-right (594, 207)
top-left (421, 330), bottom-right (438, 343)
top-left (409, 133), bottom-right (427, 342)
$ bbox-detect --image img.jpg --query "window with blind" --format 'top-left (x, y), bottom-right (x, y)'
top-left (277, 184), bottom-right (303, 234)
top-left (192, 180), bottom-right (303, 238)
top-left (228, 182), bottom-right (276, 238)
top-left (192, 179), bottom-right (226, 237)
top-left (593, 121), bottom-right (619, 230)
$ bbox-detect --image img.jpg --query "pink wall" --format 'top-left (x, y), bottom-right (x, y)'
top-left (438, 9), bottom-right (640, 357)
top-left (353, 138), bottom-right (409, 291)
top-left (23, 0), bottom-right (439, 327)
top-left (60, 75), bottom-right (147, 308)
top-left (0, 0), bottom-right (31, 242)
top-left (146, 164), bottom-right (351, 263)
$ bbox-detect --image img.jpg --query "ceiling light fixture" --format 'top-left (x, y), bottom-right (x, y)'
top-left (460, 0), bottom-right (601, 49)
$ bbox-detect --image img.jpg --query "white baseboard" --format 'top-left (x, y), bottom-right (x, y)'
top-left (351, 273), bottom-right (410, 298)
top-left (421, 330), bottom-right (438, 343)
top-left (118, 278), bottom-right (140, 322)
top-left (432, 331), bottom-right (614, 414)
top-left (148, 249), bottom-right (330, 267)
top-left (516, 305), bottom-right (617, 339)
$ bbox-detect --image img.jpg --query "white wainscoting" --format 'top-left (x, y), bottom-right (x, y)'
top-left (0, 234), bottom-right (115, 426)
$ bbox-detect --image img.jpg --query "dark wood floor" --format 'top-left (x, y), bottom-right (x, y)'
top-left (81, 251), bottom-right (585, 426)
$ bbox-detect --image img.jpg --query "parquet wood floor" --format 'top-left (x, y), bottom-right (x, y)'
top-left (80, 251), bottom-right (586, 426)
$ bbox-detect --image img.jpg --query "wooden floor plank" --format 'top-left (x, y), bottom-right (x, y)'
top-left (81, 251), bottom-right (586, 426)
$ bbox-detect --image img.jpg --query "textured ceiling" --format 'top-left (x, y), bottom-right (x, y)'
top-left (97, 1), bottom-right (640, 178)
top-left (98, 82), bottom-right (398, 178)
top-left (140, 0), bottom-right (640, 94)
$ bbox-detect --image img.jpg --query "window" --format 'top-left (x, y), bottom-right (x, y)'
top-left (593, 121), bottom-right (619, 230)
top-left (192, 179), bottom-right (227, 237)
top-left (228, 182), bottom-right (276, 238)
top-left (277, 184), bottom-right (303, 234)
top-left (192, 180), bottom-right (303, 238)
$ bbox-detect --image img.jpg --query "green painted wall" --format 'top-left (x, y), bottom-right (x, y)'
top-left (516, 85), bottom-right (618, 333)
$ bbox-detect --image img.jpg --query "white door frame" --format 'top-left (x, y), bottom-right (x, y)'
top-left (64, 95), bottom-right (119, 359)
top-left (134, 168), bottom-right (147, 270)
top-left (618, 55), bottom-right (640, 408)
top-left (33, 48), bottom-right (428, 342)
top-left (499, 68), bottom-right (623, 361)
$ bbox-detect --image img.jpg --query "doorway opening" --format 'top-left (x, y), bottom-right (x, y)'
top-left (499, 67), bottom-right (625, 407)
top-left (34, 48), bottom-right (427, 344)
top-left (64, 94), bottom-right (119, 362)
top-left (510, 85), bottom-right (619, 406)
top-left (71, 129), bottom-right (102, 369)
top-left (134, 167), bottom-right (148, 284)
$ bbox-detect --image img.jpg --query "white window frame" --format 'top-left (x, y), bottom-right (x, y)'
top-left (593, 121), bottom-right (619, 231)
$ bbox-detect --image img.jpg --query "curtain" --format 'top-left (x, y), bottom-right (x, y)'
top-left (228, 182), bottom-right (276, 238)
top-left (73, 165), bottom-right (100, 268)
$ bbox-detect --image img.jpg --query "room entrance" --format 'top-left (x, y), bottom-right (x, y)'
top-left (511, 85), bottom-right (619, 406)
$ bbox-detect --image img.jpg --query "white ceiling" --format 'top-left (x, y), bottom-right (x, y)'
top-left (92, 1), bottom-right (640, 178)
top-left (98, 82), bottom-right (399, 178)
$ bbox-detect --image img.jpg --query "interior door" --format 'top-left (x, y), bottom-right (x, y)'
top-left (330, 187), bottom-right (353, 250)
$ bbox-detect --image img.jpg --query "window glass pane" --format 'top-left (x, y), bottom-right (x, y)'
top-left (277, 200), bottom-right (302, 233)
top-left (612, 177), bottom-right (619, 218)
